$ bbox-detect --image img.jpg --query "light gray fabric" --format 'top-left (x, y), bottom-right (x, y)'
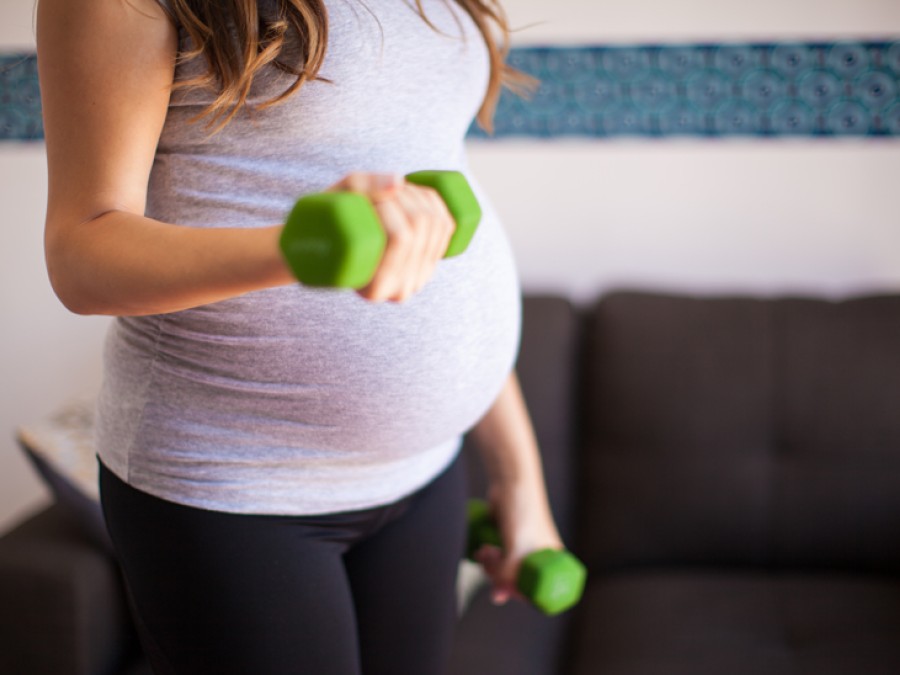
top-left (95, 0), bottom-right (521, 514)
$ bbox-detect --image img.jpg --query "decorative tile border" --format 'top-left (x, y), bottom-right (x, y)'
top-left (0, 54), bottom-right (42, 141)
top-left (471, 41), bottom-right (900, 138)
top-left (3, 40), bottom-right (900, 141)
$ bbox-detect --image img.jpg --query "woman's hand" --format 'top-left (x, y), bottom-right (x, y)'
top-left (473, 481), bottom-right (565, 605)
top-left (329, 173), bottom-right (456, 303)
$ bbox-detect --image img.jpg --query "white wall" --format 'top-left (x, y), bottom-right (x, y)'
top-left (504, 0), bottom-right (900, 43)
top-left (470, 140), bottom-right (900, 302)
top-left (475, 0), bottom-right (900, 301)
top-left (0, 146), bottom-right (109, 531)
top-left (2, 0), bottom-right (899, 533)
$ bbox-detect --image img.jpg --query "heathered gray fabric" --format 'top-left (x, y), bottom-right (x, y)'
top-left (95, 0), bottom-right (521, 514)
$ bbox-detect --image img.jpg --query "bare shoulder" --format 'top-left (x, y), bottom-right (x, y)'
top-left (36, 0), bottom-right (176, 86)
top-left (38, 0), bottom-right (179, 227)
top-left (37, 0), bottom-right (175, 49)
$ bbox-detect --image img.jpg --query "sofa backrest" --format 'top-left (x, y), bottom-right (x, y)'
top-left (580, 291), bottom-right (900, 574)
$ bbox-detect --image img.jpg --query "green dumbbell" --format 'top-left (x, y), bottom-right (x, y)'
top-left (466, 499), bottom-right (587, 616)
top-left (279, 170), bottom-right (481, 288)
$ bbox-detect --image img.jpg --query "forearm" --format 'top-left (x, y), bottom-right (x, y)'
top-left (38, 0), bottom-right (295, 318)
top-left (470, 371), bottom-right (552, 505)
top-left (45, 210), bottom-right (294, 316)
top-left (470, 372), bottom-right (563, 598)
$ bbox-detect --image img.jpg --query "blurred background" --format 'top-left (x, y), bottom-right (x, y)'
top-left (1, 0), bottom-right (898, 533)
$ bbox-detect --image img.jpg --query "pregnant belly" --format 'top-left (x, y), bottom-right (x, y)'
top-left (132, 232), bottom-right (521, 457)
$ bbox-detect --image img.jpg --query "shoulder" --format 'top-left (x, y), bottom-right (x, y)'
top-left (37, 0), bottom-right (175, 37)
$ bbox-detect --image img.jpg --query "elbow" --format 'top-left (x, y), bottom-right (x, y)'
top-left (53, 290), bottom-right (97, 317)
top-left (44, 227), bottom-right (104, 316)
top-left (45, 257), bottom-right (96, 316)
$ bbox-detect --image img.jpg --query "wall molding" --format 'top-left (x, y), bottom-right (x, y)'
top-left (3, 40), bottom-right (899, 141)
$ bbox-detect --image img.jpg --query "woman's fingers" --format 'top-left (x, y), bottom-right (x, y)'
top-left (357, 178), bottom-right (455, 303)
top-left (396, 184), bottom-right (453, 299)
top-left (361, 196), bottom-right (414, 301)
top-left (473, 545), bottom-right (523, 606)
top-left (415, 187), bottom-right (455, 291)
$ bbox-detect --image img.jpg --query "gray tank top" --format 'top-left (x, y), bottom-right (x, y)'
top-left (95, 0), bottom-right (521, 515)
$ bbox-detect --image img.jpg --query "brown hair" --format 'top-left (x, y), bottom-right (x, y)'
top-left (161, 0), bottom-right (535, 133)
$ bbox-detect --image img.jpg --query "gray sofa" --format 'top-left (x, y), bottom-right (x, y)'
top-left (3, 290), bottom-right (900, 674)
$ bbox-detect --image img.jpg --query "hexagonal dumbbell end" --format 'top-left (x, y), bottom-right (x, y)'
top-left (280, 191), bottom-right (385, 288)
top-left (516, 548), bottom-right (587, 616)
top-left (405, 170), bottom-right (481, 257)
top-left (466, 498), bottom-right (502, 560)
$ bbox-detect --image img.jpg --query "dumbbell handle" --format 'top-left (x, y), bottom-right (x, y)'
top-left (466, 499), bottom-right (587, 616)
top-left (280, 170), bottom-right (481, 289)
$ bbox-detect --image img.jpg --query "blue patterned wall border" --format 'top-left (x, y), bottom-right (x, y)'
top-left (3, 40), bottom-right (900, 141)
top-left (472, 40), bottom-right (900, 138)
top-left (1, 54), bottom-right (41, 141)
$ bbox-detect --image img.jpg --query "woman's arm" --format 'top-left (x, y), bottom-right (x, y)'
top-left (469, 371), bottom-right (564, 604)
top-left (38, 0), bottom-right (454, 316)
top-left (38, 0), bottom-right (295, 316)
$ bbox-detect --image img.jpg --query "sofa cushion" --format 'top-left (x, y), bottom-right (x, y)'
top-left (582, 292), bottom-right (776, 569)
top-left (0, 504), bottom-right (141, 675)
top-left (773, 296), bottom-right (900, 569)
top-left (581, 291), bottom-right (900, 573)
top-left (568, 571), bottom-right (900, 675)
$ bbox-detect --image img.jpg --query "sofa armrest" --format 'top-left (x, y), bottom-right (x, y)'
top-left (0, 504), bottom-right (140, 675)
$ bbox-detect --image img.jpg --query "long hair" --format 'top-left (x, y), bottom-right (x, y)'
top-left (161, 0), bottom-right (535, 134)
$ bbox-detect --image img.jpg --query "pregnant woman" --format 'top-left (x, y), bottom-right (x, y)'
top-left (36, 0), bottom-right (563, 672)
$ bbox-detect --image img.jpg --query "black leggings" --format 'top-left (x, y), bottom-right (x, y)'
top-left (99, 454), bottom-right (467, 675)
